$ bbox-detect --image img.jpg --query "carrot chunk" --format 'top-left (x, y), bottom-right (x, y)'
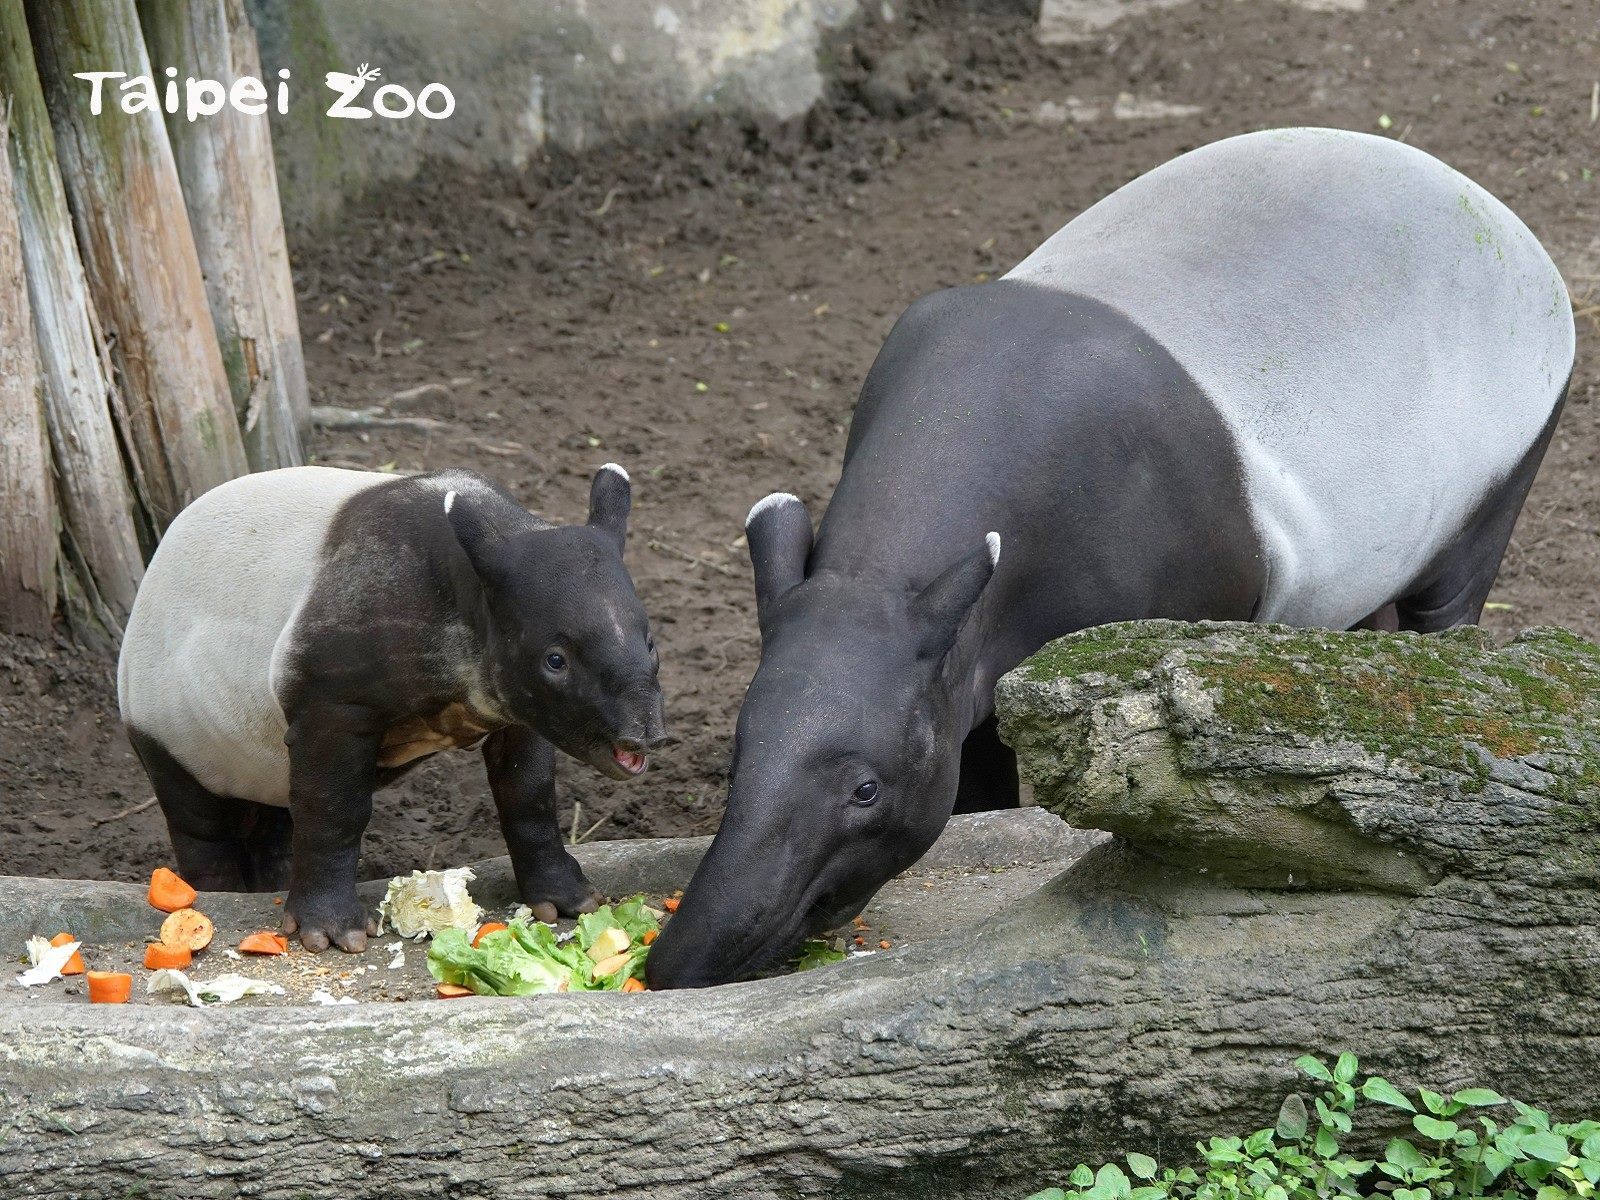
top-left (621, 977), bottom-right (647, 992)
top-left (143, 943), bottom-right (192, 970)
top-left (237, 931), bottom-right (288, 956)
top-left (158, 908), bottom-right (214, 952)
top-left (87, 971), bottom-right (132, 1004)
top-left (49, 932), bottom-right (85, 975)
top-left (147, 867), bottom-right (198, 913)
top-left (471, 922), bottom-right (508, 948)
top-left (435, 983), bottom-right (475, 999)
top-left (642, 929), bottom-right (659, 946)
top-left (662, 897), bottom-right (680, 913)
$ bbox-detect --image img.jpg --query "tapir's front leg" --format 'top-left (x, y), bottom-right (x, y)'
top-left (484, 726), bottom-right (601, 923)
top-left (283, 702), bottom-right (383, 953)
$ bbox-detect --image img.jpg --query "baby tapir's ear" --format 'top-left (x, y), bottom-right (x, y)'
top-left (444, 488), bottom-right (510, 589)
top-left (910, 532), bottom-right (1001, 664)
top-left (746, 492), bottom-right (813, 635)
top-left (588, 463), bottom-right (631, 550)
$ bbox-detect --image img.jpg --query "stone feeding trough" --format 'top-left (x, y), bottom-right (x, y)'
top-left (2, 621), bottom-right (1599, 1200)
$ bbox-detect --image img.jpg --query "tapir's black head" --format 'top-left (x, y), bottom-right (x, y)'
top-left (647, 493), bottom-right (999, 988)
top-left (445, 465), bottom-right (668, 780)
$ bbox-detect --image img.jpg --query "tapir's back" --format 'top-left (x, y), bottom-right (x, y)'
top-left (118, 467), bottom-right (388, 804)
top-left (1006, 127), bottom-right (1574, 625)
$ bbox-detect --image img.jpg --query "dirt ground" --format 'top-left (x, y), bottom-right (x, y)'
top-left (3, 0), bottom-right (1597, 883)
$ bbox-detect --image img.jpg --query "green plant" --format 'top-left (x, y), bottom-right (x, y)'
top-left (1026, 1054), bottom-right (1600, 1200)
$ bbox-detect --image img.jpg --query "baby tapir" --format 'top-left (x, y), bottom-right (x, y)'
top-left (118, 464), bottom-right (668, 952)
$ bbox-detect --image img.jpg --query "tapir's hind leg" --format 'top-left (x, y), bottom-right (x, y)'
top-left (127, 729), bottom-right (251, 891)
top-left (953, 715), bottom-right (1021, 813)
top-left (1398, 383), bottom-right (1566, 633)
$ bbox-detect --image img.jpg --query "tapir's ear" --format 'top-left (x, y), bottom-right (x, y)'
top-left (746, 492), bottom-right (812, 631)
top-left (444, 489), bottom-right (510, 589)
top-left (910, 532), bottom-right (1001, 663)
top-left (588, 463), bottom-right (631, 550)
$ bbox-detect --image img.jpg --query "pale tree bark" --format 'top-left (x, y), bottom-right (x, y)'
top-left (0, 116), bottom-right (54, 637)
top-left (0, 0), bottom-right (143, 629)
top-left (138, 0), bottom-right (307, 470)
top-left (27, 0), bottom-right (247, 531)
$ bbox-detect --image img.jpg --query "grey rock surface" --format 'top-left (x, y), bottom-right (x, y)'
top-left (3, 621), bottom-right (1596, 1198)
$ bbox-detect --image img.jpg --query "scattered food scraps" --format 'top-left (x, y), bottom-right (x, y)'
top-left (387, 942), bottom-right (406, 970)
top-left (428, 897), bottom-right (659, 996)
top-left (148, 970), bottom-right (286, 1008)
top-left (311, 989), bottom-right (357, 1006)
top-left (49, 933), bottom-right (85, 976)
top-left (795, 939), bottom-right (847, 971)
top-left (379, 867), bottom-right (482, 939)
top-left (662, 897), bottom-right (681, 913)
top-left (15, 936), bottom-right (80, 987)
top-left (238, 932), bottom-right (289, 956)
top-left (144, 943), bottom-right (192, 970)
top-left (471, 922), bottom-right (508, 948)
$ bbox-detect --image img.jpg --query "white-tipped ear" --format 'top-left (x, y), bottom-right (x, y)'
top-left (910, 536), bottom-right (999, 663)
top-left (588, 463), bottom-right (632, 549)
top-left (746, 492), bottom-right (812, 633)
top-left (444, 489), bottom-right (457, 514)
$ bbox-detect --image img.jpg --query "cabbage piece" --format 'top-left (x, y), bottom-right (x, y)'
top-left (795, 939), bottom-right (847, 971)
top-left (379, 867), bottom-right (482, 939)
top-left (14, 936), bottom-right (79, 987)
top-left (147, 969), bottom-right (286, 1007)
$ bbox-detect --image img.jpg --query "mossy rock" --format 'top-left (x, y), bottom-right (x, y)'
top-left (997, 621), bottom-right (1600, 893)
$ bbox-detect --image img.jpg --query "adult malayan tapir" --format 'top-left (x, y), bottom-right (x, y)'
top-left (646, 127), bottom-right (1576, 988)
top-left (119, 464), bottom-right (668, 951)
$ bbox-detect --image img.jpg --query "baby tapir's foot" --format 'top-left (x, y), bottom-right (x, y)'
top-left (520, 850), bottom-right (602, 925)
top-left (283, 891), bottom-right (379, 953)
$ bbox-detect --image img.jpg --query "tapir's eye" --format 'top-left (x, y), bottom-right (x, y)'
top-left (851, 780), bottom-right (880, 806)
top-left (544, 651), bottom-right (567, 672)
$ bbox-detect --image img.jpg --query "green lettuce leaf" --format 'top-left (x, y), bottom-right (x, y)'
top-left (427, 898), bottom-right (663, 997)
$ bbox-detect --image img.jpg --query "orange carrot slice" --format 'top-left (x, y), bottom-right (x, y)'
top-left (143, 943), bottom-right (192, 970)
top-left (158, 908), bottom-right (214, 952)
top-left (642, 929), bottom-right (659, 945)
top-left (435, 983), bottom-right (475, 999)
top-left (87, 971), bottom-right (132, 1004)
top-left (49, 932), bottom-right (85, 976)
top-left (662, 897), bottom-right (680, 913)
top-left (471, 922), bottom-right (508, 948)
top-left (147, 867), bottom-right (198, 913)
top-left (238, 931), bottom-right (288, 956)
top-left (621, 977), bottom-right (647, 992)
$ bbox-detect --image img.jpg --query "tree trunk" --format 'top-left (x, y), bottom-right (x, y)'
top-left (0, 625), bottom-right (1596, 1199)
top-left (138, 0), bottom-right (306, 470)
top-left (0, 116), bottom-right (54, 637)
top-left (27, 0), bottom-right (247, 531)
top-left (0, 1), bottom-right (144, 630)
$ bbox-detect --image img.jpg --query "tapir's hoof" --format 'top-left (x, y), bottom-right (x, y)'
top-left (521, 856), bottom-right (602, 924)
top-left (283, 903), bottom-right (379, 954)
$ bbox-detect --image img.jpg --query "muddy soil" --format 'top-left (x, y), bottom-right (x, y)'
top-left (3, 0), bottom-right (1597, 883)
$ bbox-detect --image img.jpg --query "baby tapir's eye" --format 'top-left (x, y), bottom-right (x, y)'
top-left (852, 780), bottom-right (880, 806)
top-left (545, 651), bottom-right (567, 672)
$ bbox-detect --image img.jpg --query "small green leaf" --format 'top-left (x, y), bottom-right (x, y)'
top-left (1418, 1088), bottom-right (1447, 1116)
top-left (1386, 1138), bottom-right (1429, 1171)
top-left (1413, 1116), bottom-right (1459, 1141)
top-left (1025, 1191), bottom-right (1068, 1200)
top-left (1453, 1088), bottom-right (1507, 1108)
top-left (1333, 1053), bottom-right (1358, 1084)
top-left (1277, 1094), bottom-right (1309, 1141)
top-left (1296, 1055), bottom-right (1333, 1083)
top-left (1071, 1165), bottom-right (1095, 1188)
top-left (1095, 1163), bottom-right (1131, 1199)
top-left (1315, 1128), bottom-right (1338, 1157)
top-left (1126, 1153), bottom-right (1157, 1181)
top-left (1129, 1188), bottom-right (1166, 1200)
top-left (1363, 1078), bottom-right (1418, 1112)
top-left (1522, 1131), bottom-right (1572, 1163)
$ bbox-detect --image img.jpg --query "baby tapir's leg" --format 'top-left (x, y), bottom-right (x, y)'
top-left (129, 729), bottom-right (252, 892)
top-left (283, 702), bottom-right (383, 952)
top-left (240, 803), bottom-right (294, 892)
top-left (484, 726), bottom-right (601, 922)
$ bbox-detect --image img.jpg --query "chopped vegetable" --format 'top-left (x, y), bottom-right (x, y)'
top-left (621, 977), bottom-right (647, 992)
top-left (642, 929), bottom-right (659, 945)
top-left (159, 908), bottom-right (215, 952)
top-left (15, 935), bottom-right (80, 987)
top-left (379, 867), bottom-right (481, 939)
top-left (147, 970), bottom-right (285, 1007)
top-left (427, 896), bottom-right (661, 996)
top-left (238, 932), bottom-right (288, 956)
top-left (87, 971), bottom-right (132, 1004)
top-left (878, 939), bottom-right (891, 950)
top-left (471, 922), bottom-right (508, 948)
top-left (435, 982), bottom-right (475, 999)
top-left (144, 943), bottom-right (192, 970)
top-left (148, 867), bottom-right (198, 913)
top-left (49, 933), bottom-right (85, 976)
top-left (795, 938), bottom-right (847, 971)
top-left (662, 897), bottom-right (681, 913)
top-left (310, 989), bottom-right (356, 1006)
